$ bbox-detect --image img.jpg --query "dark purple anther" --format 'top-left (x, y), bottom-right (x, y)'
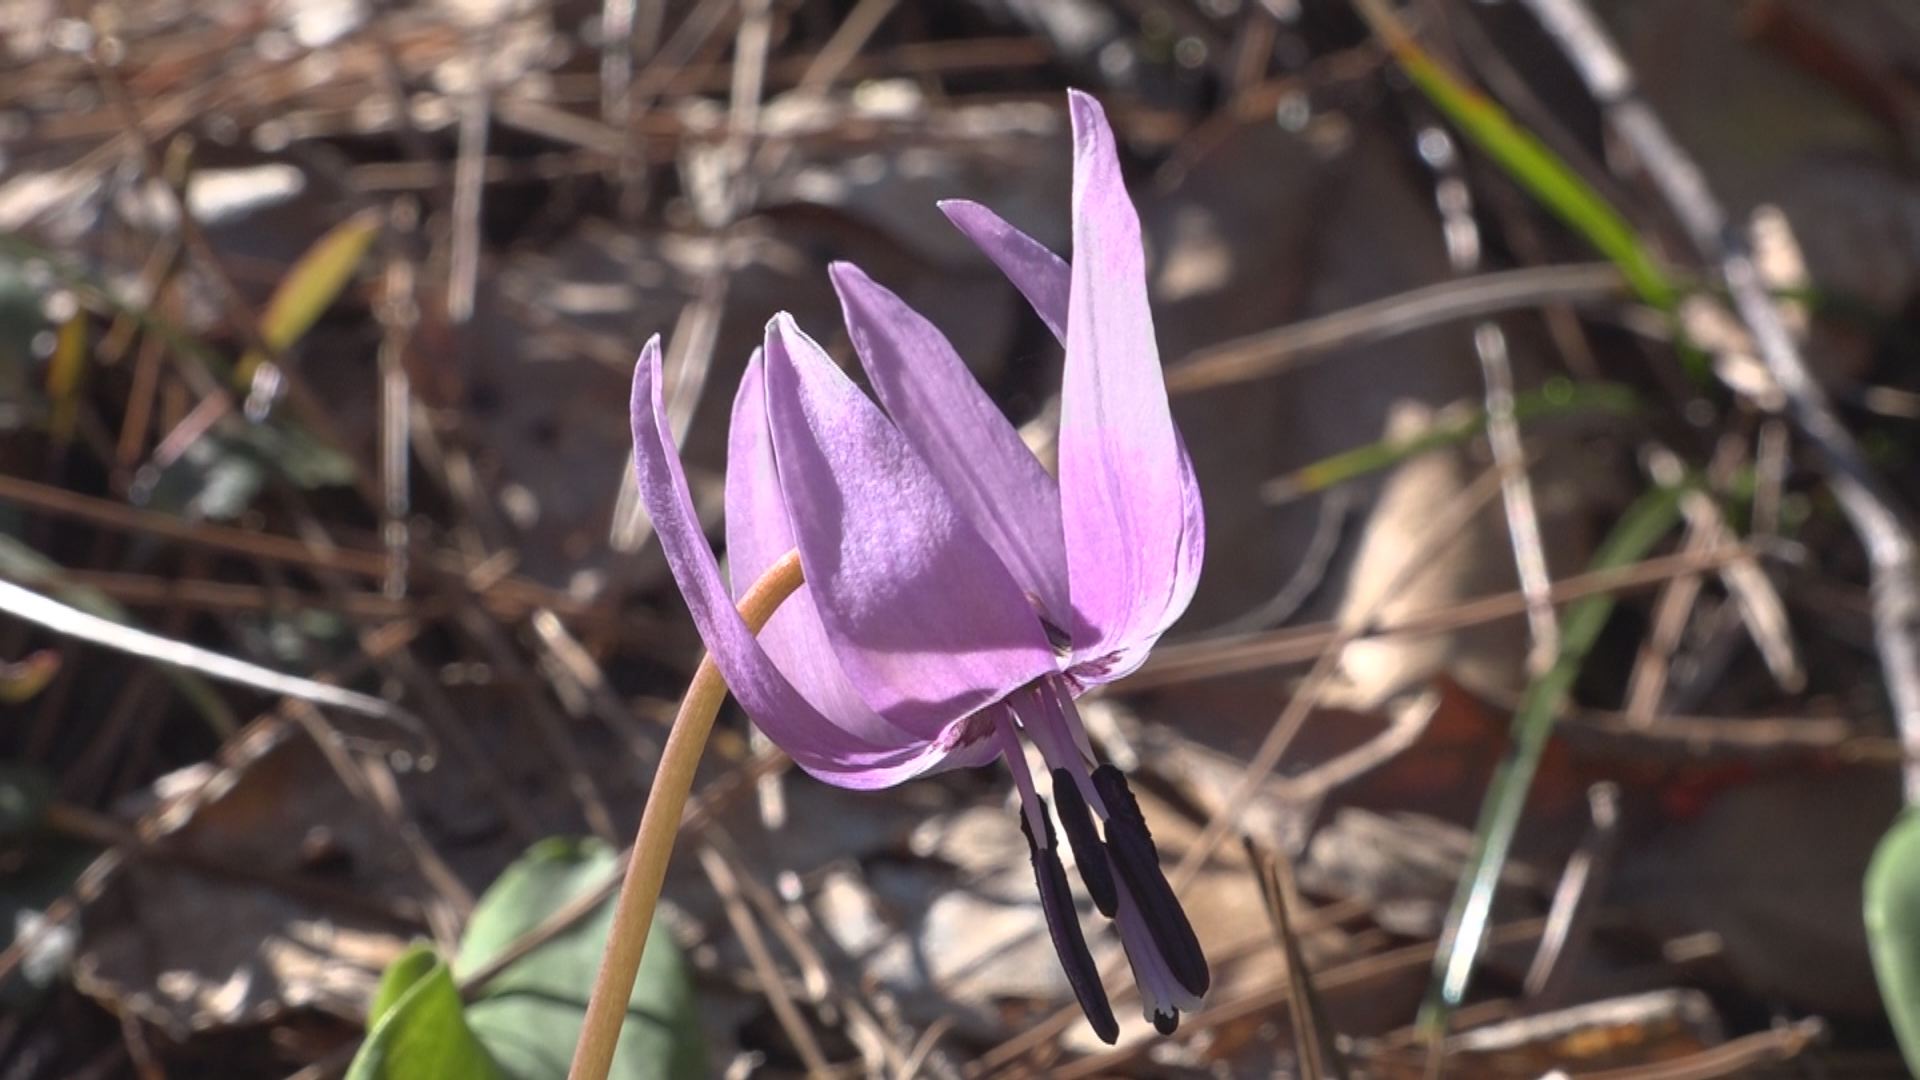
top-left (1021, 800), bottom-right (1119, 1044)
top-left (1093, 765), bottom-right (1211, 998)
top-left (1052, 767), bottom-right (1119, 918)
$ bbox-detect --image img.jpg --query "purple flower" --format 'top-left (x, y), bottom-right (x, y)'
top-left (629, 91), bottom-right (1206, 1041)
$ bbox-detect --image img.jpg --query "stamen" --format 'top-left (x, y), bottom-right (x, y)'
top-left (1093, 765), bottom-right (1211, 998)
top-left (1044, 676), bottom-right (1098, 763)
top-left (994, 709), bottom-right (1050, 845)
top-left (1019, 683), bottom-right (1091, 784)
top-left (1020, 801), bottom-right (1119, 1045)
top-left (996, 712), bottom-right (1117, 1044)
top-left (1015, 684), bottom-right (1119, 918)
top-left (1051, 767), bottom-right (1118, 917)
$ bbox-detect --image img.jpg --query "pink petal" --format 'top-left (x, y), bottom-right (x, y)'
top-left (942, 162), bottom-right (1203, 681)
top-left (1057, 90), bottom-right (1204, 680)
top-left (939, 200), bottom-right (1070, 343)
top-left (830, 261), bottom-right (1071, 630)
top-left (725, 353), bottom-right (931, 749)
top-left (630, 337), bottom-right (977, 789)
top-left (762, 314), bottom-right (1059, 735)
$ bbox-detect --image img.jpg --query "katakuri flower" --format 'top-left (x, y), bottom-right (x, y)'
top-left (629, 90), bottom-right (1206, 1041)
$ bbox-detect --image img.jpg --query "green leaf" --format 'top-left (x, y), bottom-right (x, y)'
top-left (236, 209), bottom-right (381, 385)
top-left (349, 944), bottom-right (504, 1080)
top-left (1419, 484), bottom-right (1686, 1036)
top-left (456, 837), bottom-right (706, 1080)
top-left (1351, 0), bottom-right (1678, 314)
top-left (1868, 809), bottom-right (1920, 1075)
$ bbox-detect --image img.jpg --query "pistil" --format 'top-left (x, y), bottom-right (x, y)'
top-left (1112, 882), bottom-right (1195, 1033)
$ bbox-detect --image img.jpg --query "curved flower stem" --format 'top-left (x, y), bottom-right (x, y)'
top-left (569, 550), bottom-right (804, 1080)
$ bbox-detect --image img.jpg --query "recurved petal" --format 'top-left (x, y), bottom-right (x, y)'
top-left (1058, 90), bottom-right (1204, 681)
top-left (631, 337), bottom-right (974, 789)
top-left (725, 354), bottom-right (930, 749)
top-left (938, 200), bottom-right (1070, 343)
top-left (762, 314), bottom-right (1059, 736)
top-left (830, 262), bottom-right (1071, 629)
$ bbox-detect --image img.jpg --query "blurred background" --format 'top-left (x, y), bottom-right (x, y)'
top-left (5, 0), bottom-right (1920, 1075)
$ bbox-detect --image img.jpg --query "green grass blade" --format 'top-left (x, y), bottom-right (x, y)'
top-left (1417, 483), bottom-right (1686, 1039)
top-left (1270, 380), bottom-right (1639, 502)
top-left (1351, 0), bottom-right (1678, 313)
